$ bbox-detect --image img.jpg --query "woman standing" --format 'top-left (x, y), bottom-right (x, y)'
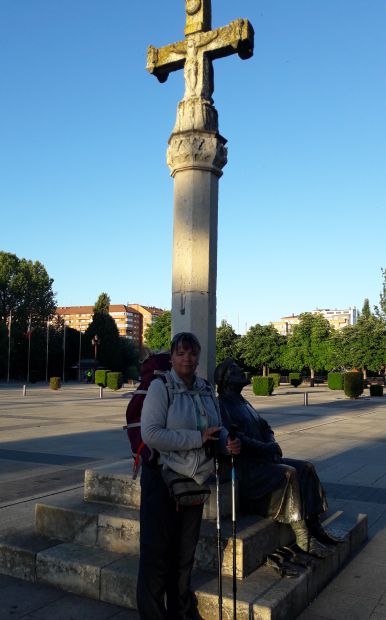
top-left (137, 332), bottom-right (240, 620)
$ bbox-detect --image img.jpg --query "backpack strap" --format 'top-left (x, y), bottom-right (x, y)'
top-left (154, 370), bottom-right (176, 408)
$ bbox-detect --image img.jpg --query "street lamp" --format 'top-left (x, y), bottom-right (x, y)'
top-left (62, 324), bottom-right (67, 383)
top-left (6, 310), bottom-right (12, 383)
top-left (45, 318), bottom-right (51, 383)
top-left (92, 334), bottom-right (100, 360)
top-left (26, 315), bottom-right (32, 384)
top-left (78, 330), bottom-right (84, 382)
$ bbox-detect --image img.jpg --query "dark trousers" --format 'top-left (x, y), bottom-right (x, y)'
top-left (136, 463), bottom-right (203, 620)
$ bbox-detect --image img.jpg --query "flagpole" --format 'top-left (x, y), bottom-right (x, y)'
top-left (62, 324), bottom-right (66, 383)
top-left (7, 311), bottom-right (12, 383)
top-left (78, 330), bottom-right (82, 382)
top-left (27, 315), bottom-right (32, 384)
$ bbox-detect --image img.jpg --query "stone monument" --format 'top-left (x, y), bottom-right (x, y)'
top-left (147, 0), bottom-right (254, 380)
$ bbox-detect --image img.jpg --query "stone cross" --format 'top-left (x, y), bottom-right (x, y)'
top-left (147, 1), bottom-right (254, 380)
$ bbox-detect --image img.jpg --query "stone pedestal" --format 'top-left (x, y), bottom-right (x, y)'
top-left (167, 129), bottom-right (227, 380)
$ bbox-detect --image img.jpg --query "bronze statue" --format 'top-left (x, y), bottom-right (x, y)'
top-left (214, 358), bottom-right (342, 559)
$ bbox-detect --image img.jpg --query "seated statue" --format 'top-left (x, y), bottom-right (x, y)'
top-left (214, 358), bottom-right (342, 558)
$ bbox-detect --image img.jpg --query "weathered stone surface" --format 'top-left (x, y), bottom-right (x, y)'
top-left (84, 468), bottom-right (141, 509)
top-left (100, 556), bottom-right (138, 608)
top-left (167, 131), bottom-right (227, 176)
top-left (36, 543), bottom-right (121, 599)
top-left (35, 503), bottom-right (97, 546)
top-left (97, 513), bottom-right (140, 554)
top-left (0, 531), bottom-right (60, 582)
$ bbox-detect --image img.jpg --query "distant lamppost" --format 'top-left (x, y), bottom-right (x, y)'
top-left (45, 318), bottom-right (50, 383)
top-left (26, 315), bottom-right (32, 384)
top-left (78, 330), bottom-right (83, 382)
top-left (62, 324), bottom-right (67, 383)
top-left (6, 310), bottom-right (12, 383)
top-left (92, 334), bottom-right (100, 360)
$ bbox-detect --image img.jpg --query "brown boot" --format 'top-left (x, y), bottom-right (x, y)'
top-left (291, 520), bottom-right (332, 558)
top-left (306, 515), bottom-right (345, 546)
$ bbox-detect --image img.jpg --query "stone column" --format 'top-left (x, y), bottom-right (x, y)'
top-left (167, 130), bottom-right (227, 381)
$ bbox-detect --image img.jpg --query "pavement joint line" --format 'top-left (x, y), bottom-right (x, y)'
top-left (0, 484), bottom-right (84, 510)
top-left (284, 413), bottom-right (379, 434)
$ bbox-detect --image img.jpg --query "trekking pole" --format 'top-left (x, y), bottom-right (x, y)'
top-left (229, 424), bottom-right (239, 620)
top-left (213, 436), bottom-right (223, 620)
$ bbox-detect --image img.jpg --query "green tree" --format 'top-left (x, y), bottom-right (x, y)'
top-left (0, 252), bottom-right (56, 380)
top-left (283, 313), bottom-right (332, 379)
top-left (216, 320), bottom-right (240, 365)
top-left (375, 268), bottom-right (386, 321)
top-left (84, 299), bottom-right (122, 370)
top-left (93, 292), bottom-right (110, 314)
top-left (238, 323), bottom-right (285, 376)
top-left (144, 311), bottom-right (171, 351)
top-left (361, 298), bottom-right (371, 319)
top-left (342, 315), bottom-right (385, 378)
top-left (0, 252), bottom-right (56, 326)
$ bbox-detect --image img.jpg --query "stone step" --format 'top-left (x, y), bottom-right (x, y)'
top-left (34, 491), bottom-right (290, 578)
top-left (0, 511), bottom-right (368, 620)
top-left (84, 463), bottom-right (236, 521)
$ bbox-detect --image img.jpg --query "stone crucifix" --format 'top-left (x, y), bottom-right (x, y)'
top-left (147, 0), bottom-right (254, 380)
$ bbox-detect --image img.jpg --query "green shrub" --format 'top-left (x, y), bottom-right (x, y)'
top-left (289, 372), bottom-right (302, 387)
top-left (107, 372), bottom-right (123, 391)
top-left (50, 377), bottom-right (61, 390)
top-left (253, 376), bottom-right (274, 396)
top-left (344, 371), bottom-right (364, 399)
top-left (370, 383), bottom-right (383, 397)
top-left (328, 372), bottom-right (344, 390)
top-left (268, 373), bottom-right (280, 387)
top-left (95, 369), bottom-right (110, 387)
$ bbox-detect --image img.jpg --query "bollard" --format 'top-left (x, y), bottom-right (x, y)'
top-left (304, 392), bottom-right (308, 406)
top-left (22, 385), bottom-right (27, 397)
top-left (99, 386), bottom-right (103, 399)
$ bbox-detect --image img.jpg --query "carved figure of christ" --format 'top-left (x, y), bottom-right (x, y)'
top-left (147, 15), bottom-right (254, 104)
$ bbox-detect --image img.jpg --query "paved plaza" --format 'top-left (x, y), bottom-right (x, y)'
top-left (0, 382), bottom-right (386, 619)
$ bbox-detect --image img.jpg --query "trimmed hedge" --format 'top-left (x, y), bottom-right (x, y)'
top-left (328, 372), bottom-right (344, 390)
top-left (107, 372), bottom-right (123, 391)
top-left (95, 369), bottom-right (110, 387)
top-left (253, 376), bottom-right (274, 396)
top-left (49, 377), bottom-right (61, 390)
top-left (370, 384), bottom-right (383, 397)
top-left (268, 373), bottom-right (280, 388)
top-left (289, 372), bottom-right (302, 387)
top-left (344, 371), bottom-right (363, 399)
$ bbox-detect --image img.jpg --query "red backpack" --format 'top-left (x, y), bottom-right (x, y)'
top-left (124, 352), bottom-right (172, 478)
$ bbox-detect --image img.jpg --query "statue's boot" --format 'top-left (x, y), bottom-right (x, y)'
top-left (306, 515), bottom-right (344, 546)
top-left (291, 520), bottom-right (332, 558)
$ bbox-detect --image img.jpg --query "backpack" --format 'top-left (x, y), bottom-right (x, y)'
top-left (124, 352), bottom-right (172, 478)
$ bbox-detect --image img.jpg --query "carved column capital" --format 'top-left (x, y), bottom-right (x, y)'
top-left (167, 130), bottom-right (228, 177)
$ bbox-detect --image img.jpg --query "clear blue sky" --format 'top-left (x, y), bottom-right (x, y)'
top-left (1, 0), bottom-right (385, 333)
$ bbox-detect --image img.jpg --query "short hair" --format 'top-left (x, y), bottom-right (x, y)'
top-left (171, 332), bottom-right (201, 355)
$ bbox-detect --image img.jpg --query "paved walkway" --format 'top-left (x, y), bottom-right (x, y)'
top-left (0, 382), bottom-right (386, 619)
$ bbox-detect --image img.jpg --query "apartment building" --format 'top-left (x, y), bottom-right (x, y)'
top-left (127, 304), bottom-right (165, 346)
top-left (56, 305), bottom-right (142, 346)
top-left (272, 307), bottom-right (358, 336)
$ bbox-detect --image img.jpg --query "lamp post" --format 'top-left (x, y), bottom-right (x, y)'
top-left (26, 315), bottom-right (32, 384)
top-left (92, 334), bottom-right (100, 360)
top-left (45, 318), bottom-right (50, 383)
top-left (62, 324), bottom-right (67, 383)
top-left (6, 310), bottom-right (12, 383)
top-left (78, 330), bottom-right (83, 382)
